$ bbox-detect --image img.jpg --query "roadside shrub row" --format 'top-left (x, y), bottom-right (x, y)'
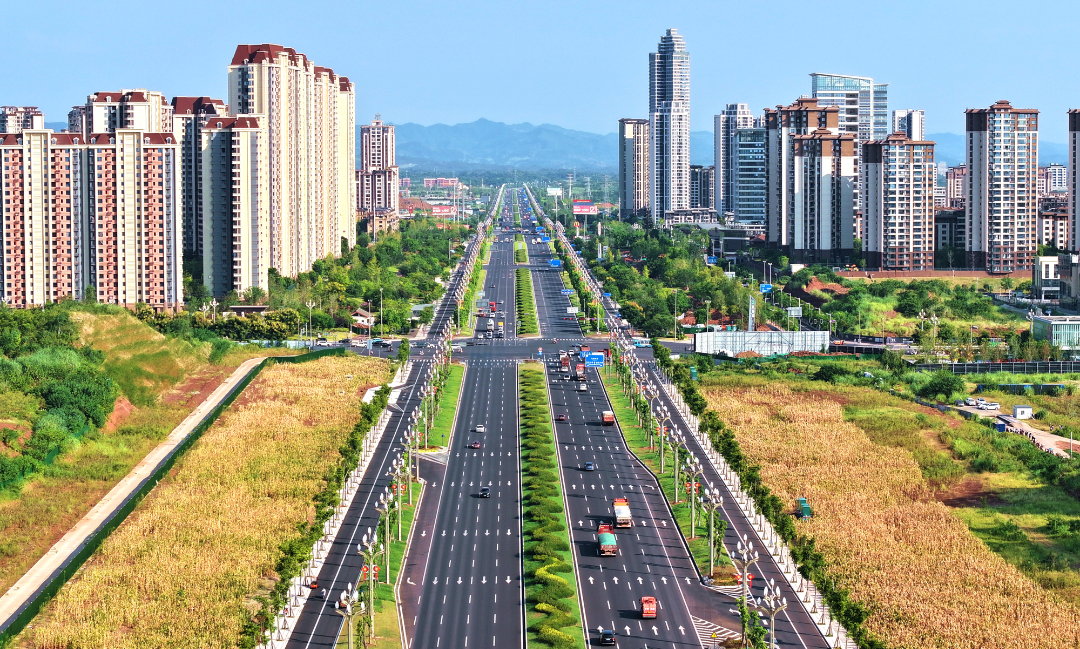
top-left (516, 269), bottom-right (539, 334)
top-left (242, 379), bottom-right (393, 647)
top-left (649, 344), bottom-right (883, 648)
top-left (519, 365), bottom-right (582, 649)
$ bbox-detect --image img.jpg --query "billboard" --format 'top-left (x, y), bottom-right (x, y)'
top-left (546, 188), bottom-right (563, 197)
top-left (572, 200), bottom-right (598, 215)
top-left (432, 205), bottom-right (458, 217)
top-left (786, 307), bottom-right (803, 318)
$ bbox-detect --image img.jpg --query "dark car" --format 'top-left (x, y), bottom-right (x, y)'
top-left (599, 629), bottom-right (616, 645)
top-left (584, 462), bottom-right (596, 471)
top-left (375, 341), bottom-right (393, 349)
top-left (556, 414), bottom-right (567, 422)
top-left (468, 441), bottom-right (482, 449)
top-left (479, 487), bottom-right (491, 498)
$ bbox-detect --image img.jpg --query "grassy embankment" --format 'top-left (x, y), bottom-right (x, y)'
top-left (519, 363), bottom-right (584, 649)
top-left (22, 355), bottom-right (391, 648)
top-left (516, 269), bottom-right (540, 336)
top-left (600, 370), bottom-right (732, 579)
top-left (0, 311), bottom-right (300, 595)
top-left (697, 368), bottom-right (1080, 648)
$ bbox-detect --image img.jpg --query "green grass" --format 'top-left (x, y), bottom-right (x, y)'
top-left (599, 370), bottom-right (731, 578)
top-left (516, 269), bottom-right (540, 335)
top-left (428, 364), bottom-right (464, 448)
top-left (520, 363), bottom-right (585, 649)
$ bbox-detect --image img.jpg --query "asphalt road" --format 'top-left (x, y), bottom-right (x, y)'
top-left (408, 216), bottom-right (526, 649)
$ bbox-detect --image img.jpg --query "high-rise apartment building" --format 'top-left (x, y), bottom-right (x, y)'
top-left (765, 97), bottom-right (856, 263)
top-left (811, 73), bottom-right (889, 142)
top-left (733, 127), bottom-right (766, 221)
top-left (617, 118), bottom-right (650, 218)
top-left (1037, 208), bottom-right (1068, 250)
top-left (946, 164), bottom-right (968, 209)
top-left (689, 165), bottom-right (714, 209)
top-left (0, 107), bottom-right (44, 133)
top-left (892, 109), bottom-right (925, 141)
top-left (68, 90), bottom-right (173, 137)
top-left (863, 133), bottom-right (936, 271)
top-left (171, 96), bottom-right (227, 254)
top-left (199, 116), bottom-right (269, 296)
top-left (714, 103), bottom-right (756, 214)
top-left (0, 128), bottom-right (183, 309)
top-left (228, 44), bottom-right (356, 280)
top-left (965, 100), bottom-right (1038, 272)
top-left (1069, 109), bottom-right (1080, 253)
top-left (357, 116), bottom-right (399, 218)
top-left (1039, 163), bottom-right (1068, 195)
top-left (649, 28), bottom-right (690, 224)
top-left (360, 116), bottom-right (394, 170)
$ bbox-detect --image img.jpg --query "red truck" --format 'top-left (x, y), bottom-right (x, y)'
top-left (597, 523), bottom-right (617, 556)
top-left (575, 362), bottom-right (586, 381)
top-left (641, 596), bottom-right (657, 619)
top-left (602, 411), bottom-right (615, 426)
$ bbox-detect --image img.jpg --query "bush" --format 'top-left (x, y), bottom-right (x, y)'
top-left (918, 370), bottom-right (966, 400)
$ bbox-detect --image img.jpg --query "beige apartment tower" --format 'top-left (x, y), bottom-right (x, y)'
top-left (965, 100), bottom-right (1038, 272)
top-left (863, 133), bottom-right (936, 271)
top-left (618, 118), bottom-right (650, 217)
top-left (357, 116), bottom-right (399, 217)
top-left (228, 44), bottom-right (356, 282)
top-left (171, 96), bottom-right (227, 254)
top-left (0, 107), bottom-right (44, 134)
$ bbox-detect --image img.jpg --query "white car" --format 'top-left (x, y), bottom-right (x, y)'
top-left (475, 424), bottom-right (486, 433)
top-left (964, 397), bottom-right (977, 406)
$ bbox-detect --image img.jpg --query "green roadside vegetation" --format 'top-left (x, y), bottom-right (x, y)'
top-left (519, 363), bottom-right (584, 649)
top-left (686, 351), bottom-right (1080, 605)
top-left (516, 233), bottom-right (528, 264)
top-left (337, 481), bottom-right (422, 648)
top-left (428, 364), bottom-right (465, 448)
top-left (516, 269), bottom-right (540, 335)
top-left (598, 368), bottom-right (733, 580)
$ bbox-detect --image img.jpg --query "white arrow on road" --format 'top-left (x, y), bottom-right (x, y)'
top-left (641, 520), bottom-right (647, 526)
top-left (652, 626), bottom-right (659, 635)
top-left (624, 626), bottom-right (631, 636)
top-left (407, 578), bottom-right (415, 585)
top-left (507, 529), bottom-right (512, 536)
top-left (433, 577), bottom-right (439, 584)
top-left (578, 520), bottom-right (583, 526)
top-left (441, 531), bottom-right (446, 537)
top-left (481, 576), bottom-right (487, 584)
top-left (661, 577), bottom-right (667, 584)
top-left (506, 576), bottom-right (512, 584)
top-left (637, 577), bottom-right (643, 584)
top-left (588, 576), bottom-right (595, 584)
top-left (421, 530), bottom-right (427, 537)
top-left (678, 626), bottom-right (686, 635)
top-left (661, 521), bottom-right (667, 527)
top-left (685, 577), bottom-right (692, 584)
top-left (457, 577), bottom-right (463, 584)
top-left (613, 577), bottom-right (619, 585)
top-left (485, 530), bottom-right (490, 536)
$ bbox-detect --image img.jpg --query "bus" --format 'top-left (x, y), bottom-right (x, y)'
top-left (633, 338), bottom-right (652, 348)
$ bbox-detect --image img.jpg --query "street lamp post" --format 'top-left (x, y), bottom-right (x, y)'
top-left (356, 531), bottom-right (384, 644)
top-left (375, 490), bottom-right (392, 583)
top-left (731, 534), bottom-right (761, 606)
top-left (700, 486), bottom-right (724, 578)
top-left (753, 579), bottom-right (788, 649)
top-left (380, 288), bottom-right (384, 338)
top-left (683, 457), bottom-right (705, 534)
top-left (671, 433), bottom-right (685, 504)
top-left (305, 300), bottom-right (315, 348)
top-left (334, 586), bottom-right (362, 649)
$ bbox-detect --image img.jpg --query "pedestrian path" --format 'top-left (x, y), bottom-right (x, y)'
top-left (692, 615), bottom-right (740, 648)
top-left (0, 355), bottom-right (266, 633)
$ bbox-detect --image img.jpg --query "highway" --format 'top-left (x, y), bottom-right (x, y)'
top-left (407, 210), bottom-right (525, 649)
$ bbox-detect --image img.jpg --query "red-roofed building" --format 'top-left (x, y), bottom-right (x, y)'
top-left (171, 96), bottom-right (228, 255)
top-left (68, 89), bottom-right (172, 137)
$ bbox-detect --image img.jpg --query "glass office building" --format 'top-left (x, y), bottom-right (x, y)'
top-left (733, 128), bottom-right (766, 221)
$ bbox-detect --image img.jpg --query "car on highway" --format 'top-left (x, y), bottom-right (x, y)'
top-left (479, 487), bottom-right (491, 498)
top-left (556, 414), bottom-right (567, 422)
top-left (315, 338), bottom-right (330, 346)
top-left (563, 374), bottom-right (571, 381)
top-left (475, 424), bottom-right (486, 433)
top-left (468, 441), bottom-right (482, 449)
top-left (578, 383), bottom-right (587, 392)
top-left (583, 461), bottom-right (596, 471)
top-left (599, 628), bottom-right (616, 645)
top-left (375, 340), bottom-right (393, 349)
top-left (414, 341), bottom-right (427, 348)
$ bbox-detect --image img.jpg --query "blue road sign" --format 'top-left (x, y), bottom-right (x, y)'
top-left (542, 237), bottom-right (551, 242)
top-left (561, 289), bottom-right (574, 295)
top-left (584, 353), bottom-right (604, 368)
top-left (603, 292), bottom-right (611, 297)
top-left (549, 259), bottom-right (562, 268)
top-left (760, 284), bottom-right (773, 293)
top-left (707, 256), bottom-right (718, 265)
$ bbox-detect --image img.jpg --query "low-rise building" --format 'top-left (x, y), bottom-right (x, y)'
top-left (1031, 315), bottom-right (1080, 352)
top-left (1032, 255), bottom-right (1060, 300)
top-left (1037, 209), bottom-right (1069, 250)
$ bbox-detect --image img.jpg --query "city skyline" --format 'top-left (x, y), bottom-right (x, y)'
top-left (5, 0), bottom-right (1080, 138)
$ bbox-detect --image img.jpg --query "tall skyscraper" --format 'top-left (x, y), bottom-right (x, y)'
top-left (689, 165), bottom-right (714, 208)
top-left (171, 96), bottom-right (227, 255)
top-left (617, 118), bottom-right (650, 217)
top-left (863, 133), bottom-right (936, 271)
top-left (733, 127), bottom-right (766, 221)
top-left (649, 28), bottom-right (690, 225)
top-left (357, 116), bottom-right (399, 219)
top-left (892, 109), bottom-right (925, 141)
top-left (765, 97), bottom-right (856, 263)
top-left (946, 164), bottom-right (968, 209)
top-left (810, 73), bottom-right (889, 142)
top-left (714, 103), bottom-right (756, 214)
top-left (965, 100), bottom-right (1038, 272)
top-left (0, 107), bottom-right (44, 133)
top-left (228, 44), bottom-right (356, 280)
top-left (200, 116), bottom-right (269, 296)
top-left (1069, 110), bottom-right (1080, 252)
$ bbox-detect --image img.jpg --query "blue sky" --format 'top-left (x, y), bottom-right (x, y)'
top-left (8, 0), bottom-right (1079, 139)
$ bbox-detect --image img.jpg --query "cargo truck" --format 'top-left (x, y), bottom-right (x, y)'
top-left (597, 523), bottom-right (617, 556)
top-left (560, 354), bottom-right (570, 371)
top-left (640, 596), bottom-right (657, 619)
top-left (612, 498), bottom-right (632, 527)
top-left (601, 411), bottom-right (615, 426)
top-left (575, 362), bottom-right (586, 381)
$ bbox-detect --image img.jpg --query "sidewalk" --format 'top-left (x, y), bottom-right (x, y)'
top-left (0, 356), bottom-right (266, 632)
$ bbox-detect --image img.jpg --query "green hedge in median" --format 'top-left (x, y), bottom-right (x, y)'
top-left (516, 269), bottom-right (539, 334)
